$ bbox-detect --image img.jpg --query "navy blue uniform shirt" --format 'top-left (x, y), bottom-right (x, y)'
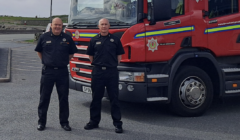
top-left (86, 33), bottom-right (125, 67)
top-left (35, 31), bottom-right (78, 67)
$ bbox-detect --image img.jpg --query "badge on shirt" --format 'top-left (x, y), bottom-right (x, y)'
top-left (63, 38), bottom-right (66, 42)
top-left (46, 41), bottom-right (51, 44)
top-left (110, 39), bottom-right (114, 42)
top-left (96, 42), bottom-right (101, 45)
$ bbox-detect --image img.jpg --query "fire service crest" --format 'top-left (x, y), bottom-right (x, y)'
top-left (147, 38), bottom-right (159, 52)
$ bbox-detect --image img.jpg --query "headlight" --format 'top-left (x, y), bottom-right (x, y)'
top-left (119, 72), bottom-right (133, 81)
top-left (119, 72), bottom-right (145, 82)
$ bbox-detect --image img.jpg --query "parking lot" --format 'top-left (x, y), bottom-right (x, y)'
top-left (0, 34), bottom-right (240, 140)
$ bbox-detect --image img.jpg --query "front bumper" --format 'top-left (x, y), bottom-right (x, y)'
top-left (69, 62), bottom-right (170, 103)
top-left (69, 74), bottom-right (148, 102)
top-left (69, 74), bottom-right (169, 103)
top-left (69, 73), bottom-right (91, 91)
top-left (118, 82), bottom-right (148, 102)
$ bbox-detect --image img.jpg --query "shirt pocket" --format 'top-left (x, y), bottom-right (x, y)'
top-left (43, 43), bottom-right (53, 52)
top-left (94, 44), bottom-right (102, 52)
top-left (60, 43), bottom-right (69, 52)
top-left (107, 42), bottom-right (117, 53)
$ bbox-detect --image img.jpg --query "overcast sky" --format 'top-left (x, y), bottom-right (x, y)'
top-left (0, 0), bottom-right (70, 17)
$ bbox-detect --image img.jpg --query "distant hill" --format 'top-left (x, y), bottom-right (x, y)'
top-left (0, 15), bottom-right (69, 26)
top-left (52, 15), bottom-right (68, 19)
top-left (0, 15), bottom-right (68, 22)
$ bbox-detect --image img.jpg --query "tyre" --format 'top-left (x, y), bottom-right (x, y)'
top-left (170, 66), bottom-right (213, 117)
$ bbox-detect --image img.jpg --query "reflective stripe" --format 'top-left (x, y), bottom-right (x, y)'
top-left (135, 32), bottom-right (146, 38)
top-left (80, 33), bottom-right (98, 38)
top-left (72, 32), bottom-right (98, 38)
top-left (134, 26), bottom-right (194, 39)
top-left (205, 24), bottom-right (240, 34)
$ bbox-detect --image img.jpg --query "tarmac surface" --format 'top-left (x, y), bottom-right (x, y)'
top-left (0, 34), bottom-right (34, 82)
top-left (1, 34), bottom-right (240, 140)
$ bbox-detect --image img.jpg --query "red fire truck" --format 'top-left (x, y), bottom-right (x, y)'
top-left (65, 0), bottom-right (240, 116)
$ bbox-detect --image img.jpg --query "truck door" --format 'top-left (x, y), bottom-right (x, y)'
top-left (144, 0), bottom-right (192, 62)
top-left (206, 0), bottom-right (240, 56)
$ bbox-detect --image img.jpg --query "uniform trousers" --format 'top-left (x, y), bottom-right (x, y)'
top-left (38, 66), bottom-right (69, 126)
top-left (90, 66), bottom-right (123, 126)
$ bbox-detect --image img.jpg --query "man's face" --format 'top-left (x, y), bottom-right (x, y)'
top-left (98, 19), bottom-right (110, 35)
top-left (51, 19), bottom-right (63, 35)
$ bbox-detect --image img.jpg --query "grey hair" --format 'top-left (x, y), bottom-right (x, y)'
top-left (98, 18), bottom-right (110, 25)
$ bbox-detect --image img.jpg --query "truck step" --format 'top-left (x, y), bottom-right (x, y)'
top-left (225, 89), bottom-right (240, 94)
top-left (147, 97), bottom-right (168, 101)
top-left (222, 68), bottom-right (240, 73)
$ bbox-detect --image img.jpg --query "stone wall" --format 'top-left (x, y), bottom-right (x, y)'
top-left (20, 20), bottom-right (49, 26)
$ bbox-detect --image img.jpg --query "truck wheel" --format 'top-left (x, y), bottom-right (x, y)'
top-left (170, 66), bottom-right (213, 117)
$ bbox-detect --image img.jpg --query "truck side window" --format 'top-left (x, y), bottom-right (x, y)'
top-left (172, 0), bottom-right (184, 17)
top-left (147, 2), bottom-right (151, 20)
top-left (147, 0), bottom-right (152, 20)
top-left (147, 0), bottom-right (184, 20)
top-left (209, 0), bottom-right (239, 18)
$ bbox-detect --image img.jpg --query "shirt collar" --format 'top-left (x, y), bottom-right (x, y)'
top-left (50, 31), bottom-right (63, 37)
top-left (98, 33), bottom-right (111, 38)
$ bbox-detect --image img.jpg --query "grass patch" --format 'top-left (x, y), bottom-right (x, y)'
top-left (24, 39), bottom-right (36, 43)
top-left (0, 16), bottom-right (50, 21)
top-left (0, 15), bottom-right (68, 22)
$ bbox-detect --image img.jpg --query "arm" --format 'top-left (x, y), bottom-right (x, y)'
top-left (116, 39), bottom-right (125, 64)
top-left (69, 37), bottom-right (78, 60)
top-left (89, 55), bottom-right (93, 63)
top-left (117, 55), bottom-right (122, 64)
top-left (37, 52), bottom-right (42, 60)
top-left (35, 36), bottom-right (43, 59)
top-left (69, 54), bottom-right (74, 60)
top-left (86, 40), bottom-right (94, 62)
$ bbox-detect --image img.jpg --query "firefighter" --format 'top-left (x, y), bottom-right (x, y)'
top-left (85, 18), bottom-right (125, 133)
top-left (35, 17), bottom-right (77, 131)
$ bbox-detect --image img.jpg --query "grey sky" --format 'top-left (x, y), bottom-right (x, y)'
top-left (0, 0), bottom-right (70, 17)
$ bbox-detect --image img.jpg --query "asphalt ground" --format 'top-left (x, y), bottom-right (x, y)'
top-left (0, 34), bottom-right (34, 81)
top-left (0, 34), bottom-right (240, 140)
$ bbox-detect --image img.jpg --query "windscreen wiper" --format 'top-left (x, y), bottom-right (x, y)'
top-left (71, 22), bottom-right (97, 28)
top-left (109, 20), bottom-right (130, 26)
top-left (110, 23), bottom-right (130, 26)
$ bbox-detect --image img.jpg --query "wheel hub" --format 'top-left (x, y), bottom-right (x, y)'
top-left (180, 78), bottom-right (206, 108)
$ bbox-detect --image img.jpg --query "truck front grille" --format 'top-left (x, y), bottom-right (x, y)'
top-left (76, 72), bottom-right (92, 78)
top-left (71, 43), bottom-right (92, 82)
top-left (76, 64), bottom-right (93, 70)
top-left (77, 50), bottom-right (87, 54)
top-left (78, 58), bottom-right (90, 61)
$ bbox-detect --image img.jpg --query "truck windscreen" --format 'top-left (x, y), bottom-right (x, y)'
top-left (68, 0), bottom-right (138, 26)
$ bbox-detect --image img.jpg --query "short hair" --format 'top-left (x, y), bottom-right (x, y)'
top-left (52, 17), bottom-right (63, 24)
top-left (98, 18), bottom-right (110, 25)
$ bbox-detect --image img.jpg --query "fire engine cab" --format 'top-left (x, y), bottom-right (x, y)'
top-left (65, 0), bottom-right (240, 116)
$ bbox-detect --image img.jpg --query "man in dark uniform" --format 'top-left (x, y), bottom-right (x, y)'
top-left (35, 17), bottom-right (77, 131)
top-left (84, 18), bottom-right (125, 133)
